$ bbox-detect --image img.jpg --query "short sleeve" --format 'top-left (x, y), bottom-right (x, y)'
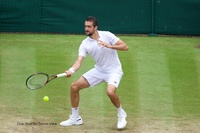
top-left (78, 43), bottom-right (87, 57)
top-left (107, 31), bottom-right (120, 45)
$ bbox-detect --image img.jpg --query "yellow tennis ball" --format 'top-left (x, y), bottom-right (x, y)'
top-left (43, 96), bottom-right (49, 102)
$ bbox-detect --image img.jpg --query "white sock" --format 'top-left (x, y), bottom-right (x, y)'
top-left (72, 107), bottom-right (79, 118)
top-left (117, 105), bottom-right (125, 114)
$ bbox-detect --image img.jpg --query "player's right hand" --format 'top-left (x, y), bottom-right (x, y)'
top-left (65, 70), bottom-right (72, 77)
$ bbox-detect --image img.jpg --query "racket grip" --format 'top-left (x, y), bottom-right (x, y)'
top-left (56, 73), bottom-right (67, 78)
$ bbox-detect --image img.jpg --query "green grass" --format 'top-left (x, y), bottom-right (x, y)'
top-left (0, 33), bottom-right (200, 133)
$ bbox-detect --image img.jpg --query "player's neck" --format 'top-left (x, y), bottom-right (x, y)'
top-left (90, 30), bottom-right (99, 40)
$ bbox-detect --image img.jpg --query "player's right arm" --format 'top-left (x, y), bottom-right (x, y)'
top-left (65, 55), bottom-right (85, 77)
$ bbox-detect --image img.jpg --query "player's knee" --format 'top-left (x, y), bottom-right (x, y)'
top-left (70, 82), bottom-right (79, 92)
top-left (106, 89), bottom-right (115, 97)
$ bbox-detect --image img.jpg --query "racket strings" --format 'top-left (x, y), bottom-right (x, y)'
top-left (27, 74), bottom-right (48, 89)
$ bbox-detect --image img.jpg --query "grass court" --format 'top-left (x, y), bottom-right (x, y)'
top-left (0, 33), bottom-right (200, 133)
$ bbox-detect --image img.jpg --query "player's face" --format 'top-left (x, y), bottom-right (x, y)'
top-left (84, 21), bottom-right (97, 36)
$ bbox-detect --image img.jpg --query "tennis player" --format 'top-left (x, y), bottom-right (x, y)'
top-left (60, 16), bottom-right (128, 129)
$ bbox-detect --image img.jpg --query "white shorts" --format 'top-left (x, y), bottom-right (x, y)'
top-left (82, 68), bottom-right (123, 88)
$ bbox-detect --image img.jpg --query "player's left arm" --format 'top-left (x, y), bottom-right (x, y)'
top-left (98, 39), bottom-right (128, 51)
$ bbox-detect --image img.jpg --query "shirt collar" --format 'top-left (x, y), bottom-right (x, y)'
top-left (87, 30), bottom-right (100, 41)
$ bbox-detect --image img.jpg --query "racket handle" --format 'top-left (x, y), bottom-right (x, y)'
top-left (56, 73), bottom-right (67, 78)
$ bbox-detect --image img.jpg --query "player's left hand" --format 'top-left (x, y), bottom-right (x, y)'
top-left (97, 40), bottom-right (111, 48)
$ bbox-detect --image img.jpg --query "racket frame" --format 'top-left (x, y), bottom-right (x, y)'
top-left (26, 72), bottom-right (66, 90)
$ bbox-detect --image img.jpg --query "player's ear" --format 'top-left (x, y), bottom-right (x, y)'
top-left (94, 26), bottom-right (98, 30)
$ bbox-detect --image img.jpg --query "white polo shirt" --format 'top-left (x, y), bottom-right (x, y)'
top-left (79, 31), bottom-right (123, 74)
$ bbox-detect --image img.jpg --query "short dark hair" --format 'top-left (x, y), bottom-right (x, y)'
top-left (85, 16), bottom-right (98, 27)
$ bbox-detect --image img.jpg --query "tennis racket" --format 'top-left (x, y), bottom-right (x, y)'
top-left (26, 72), bottom-right (67, 90)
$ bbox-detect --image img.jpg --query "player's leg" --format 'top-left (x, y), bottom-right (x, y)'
top-left (106, 84), bottom-right (120, 108)
top-left (70, 76), bottom-right (90, 108)
top-left (60, 76), bottom-right (90, 126)
top-left (60, 68), bottom-right (103, 127)
top-left (105, 71), bottom-right (127, 129)
top-left (106, 84), bottom-right (127, 129)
